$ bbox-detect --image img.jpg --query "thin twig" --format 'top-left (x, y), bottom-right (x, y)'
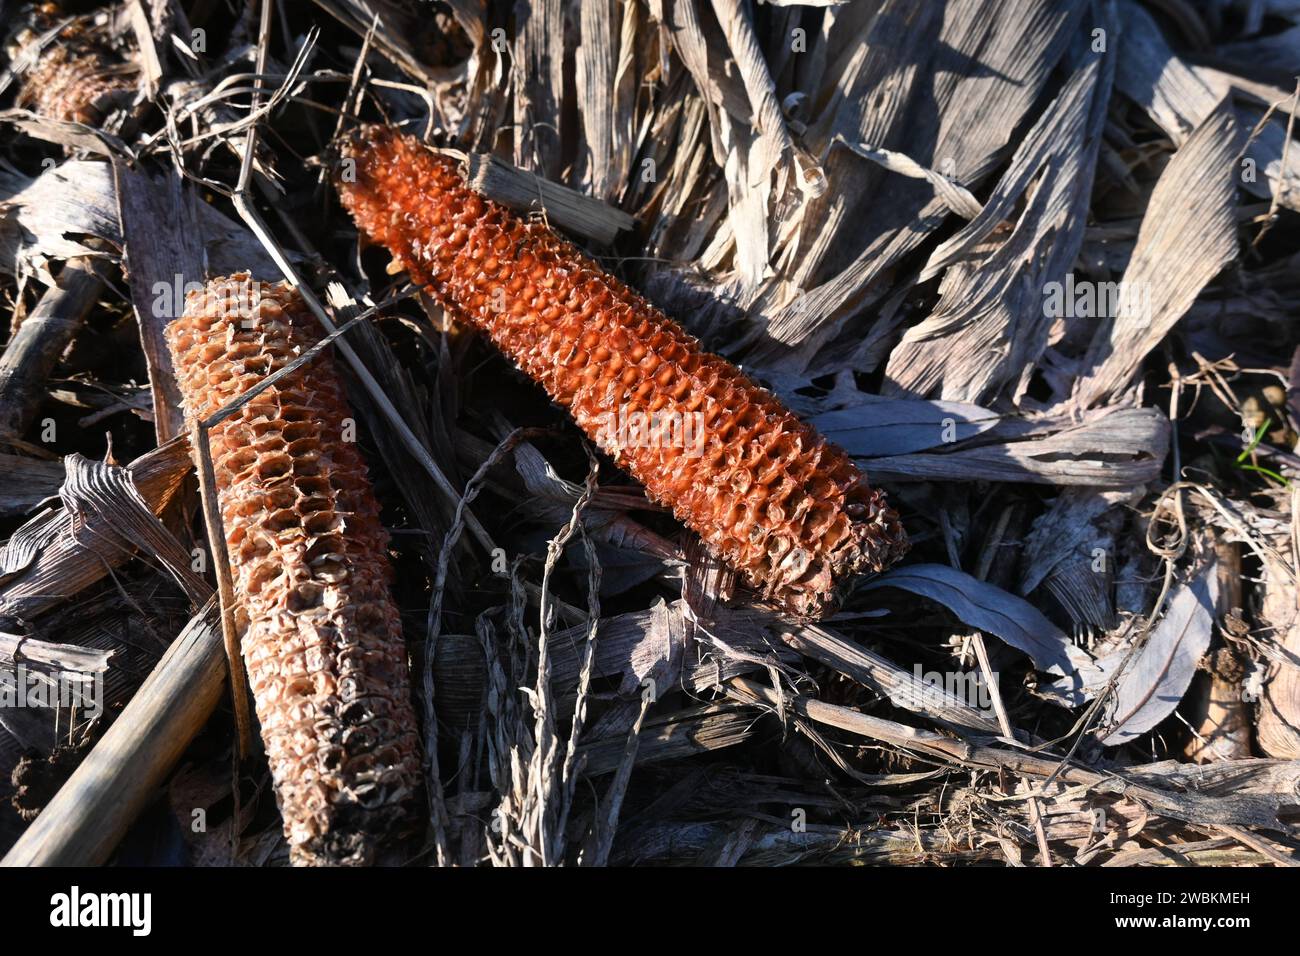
top-left (191, 422), bottom-right (252, 755)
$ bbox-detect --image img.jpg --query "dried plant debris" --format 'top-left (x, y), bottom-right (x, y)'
top-left (0, 0), bottom-right (1298, 868)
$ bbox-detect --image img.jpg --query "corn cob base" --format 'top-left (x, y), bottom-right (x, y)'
top-left (338, 126), bottom-right (907, 618)
top-left (166, 276), bottom-right (421, 866)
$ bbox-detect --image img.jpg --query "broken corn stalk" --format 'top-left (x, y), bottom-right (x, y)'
top-left (338, 126), bottom-right (907, 618)
top-left (165, 275), bottom-right (421, 866)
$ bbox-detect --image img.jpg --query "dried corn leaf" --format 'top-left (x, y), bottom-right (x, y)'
top-left (807, 396), bottom-right (1000, 458)
top-left (778, 620), bottom-right (1003, 733)
top-left (1074, 98), bottom-right (1241, 407)
top-left (462, 151), bottom-right (635, 245)
top-left (1097, 556), bottom-right (1220, 745)
top-left (747, 0), bottom-right (1086, 369)
top-left (0, 453), bottom-right (64, 517)
top-left (57, 451), bottom-right (209, 605)
top-left (1116, 0), bottom-right (1300, 212)
top-left (575, 0), bottom-right (637, 201)
top-left (114, 161), bottom-right (206, 443)
top-left (1256, 498), bottom-right (1300, 758)
top-left (1019, 487), bottom-right (1142, 629)
top-left (884, 33), bottom-right (1114, 404)
top-left (579, 701), bottom-right (757, 775)
top-left (862, 562), bottom-right (1103, 687)
top-left (512, 0), bottom-right (566, 180)
top-left (0, 631), bottom-right (114, 750)
top-left (0, 438), bottom-right (194, 620)
top-left (862, 405), bottom-right (1168, 487)
top-left (0, 159), bottom-right (280, 279)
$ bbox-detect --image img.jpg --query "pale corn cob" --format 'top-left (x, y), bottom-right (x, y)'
top-left (165, 275), bottom-right (421, 866)
top-left (6, 4), bottom-right (134, 126)
top-left (337, 126), bottom-right (907, 618)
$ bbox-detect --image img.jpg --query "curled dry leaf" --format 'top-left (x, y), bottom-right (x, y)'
top-left (862, 562), bottom-right (1104, 696)
top-left (1097, 556), bottom-right (1220, 746)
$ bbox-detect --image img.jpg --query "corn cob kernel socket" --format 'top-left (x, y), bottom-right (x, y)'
top-left (165, 276), bottom-right (421, 866)
top-left (337, 126), bottom-right (907, 618)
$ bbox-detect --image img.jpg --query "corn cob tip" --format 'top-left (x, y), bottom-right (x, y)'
top-left (165, 274), bottom-right (422, 865)
top-left (336, 127), bottom-right (908, 619)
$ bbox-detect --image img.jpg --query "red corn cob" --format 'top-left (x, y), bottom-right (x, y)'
top-left (337, 126), bottom-right (907, 618)
top-left (165, 275), bottom-right (421, 865)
